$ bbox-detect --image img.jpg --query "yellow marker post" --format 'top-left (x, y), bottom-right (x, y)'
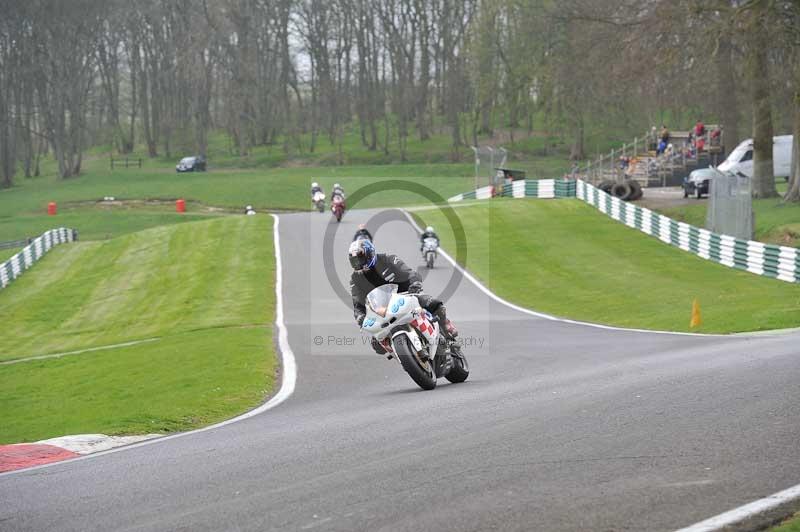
top-left (690, 298), bottom-right (702, 328)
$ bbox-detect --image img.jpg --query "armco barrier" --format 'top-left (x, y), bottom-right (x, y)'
top-left (0, 228), bottom-right (76, 290)
top-left (574, 180), bottom-right (799, 283)
top-left (447, 178), bottom-right (799, 284)
top-left (448, 179), bottom-right (576, 202)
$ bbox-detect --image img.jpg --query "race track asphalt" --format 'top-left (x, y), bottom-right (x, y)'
top-left (1, 208), bottom-right (799, 532)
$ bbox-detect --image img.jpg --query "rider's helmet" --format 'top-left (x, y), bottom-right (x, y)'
top-left (358, 223), bottom-right (366, 230)
top-left (334, 183), bottom-right (341, 189)
top-left (348, 239), bottom-right (377, 271)
top-left (425, 226), bottom-right (434, 233)
top-left (312, 182), bottom-right (319, 189)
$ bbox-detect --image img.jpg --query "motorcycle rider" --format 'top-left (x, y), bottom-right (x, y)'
top-left (311, 182), bottom-right (323, 198)
top-left (332, 183), bottom-right (345, 199)
top-left (420, 225), bottom-right (439, 253)
top-left (352, 223), bottom-right (373, 242)
top-left (349, 239), bottom-right (457, 355)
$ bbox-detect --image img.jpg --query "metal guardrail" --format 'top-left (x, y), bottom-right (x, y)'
top-left (0, 228), bottom-right (78, 290)
top-left (0, 238), bottom-right (30, 250)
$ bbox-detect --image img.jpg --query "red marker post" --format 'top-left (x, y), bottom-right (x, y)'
top-left (47, 202), bottom-right (57, 216)
top-left (176, 199), bottom-right (186, 213)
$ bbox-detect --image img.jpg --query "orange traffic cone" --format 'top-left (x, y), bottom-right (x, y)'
top-left (690, 298), bottom-right (702, 328)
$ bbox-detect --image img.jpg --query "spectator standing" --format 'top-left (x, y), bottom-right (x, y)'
top-left (710, 126), bottom-right (722, 148)
top-left (694, 121), bottom-right (706, 139)
top-left (694, 121), bottom-right (706, 152)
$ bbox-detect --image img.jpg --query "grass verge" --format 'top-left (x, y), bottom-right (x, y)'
top-left (771, 512), bottom-right (800, 531)
top-left (413, 199), bottom-right (800, 333)
top-left (658, 185), bottom-right (800, 248)
top-left (0, 162), bottom-right (477, 227)
top-left (0, 214), bottom-right (276, 443)
top-left (0, 248), bottom-right (19, 262)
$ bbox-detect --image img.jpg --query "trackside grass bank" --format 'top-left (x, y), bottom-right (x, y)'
top-left (771, 513), bottom-right (800, 531)
top-left (0, 161), bottom-right (475, 232)
top-left (413, 199), bottom-right (800, 333)
top-left (658, 191), bottom-right (800, 248)
top-left (0, 215), bottom-right (276, 443)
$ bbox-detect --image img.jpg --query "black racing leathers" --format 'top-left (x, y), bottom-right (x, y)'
top-left (350, 254), bottom-right (450, 349)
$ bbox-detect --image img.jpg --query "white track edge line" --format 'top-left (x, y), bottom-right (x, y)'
top-left (1, 338), bottom-right (161, 366)
top-left (401, 209), bottom-right (726, 338)
top-left (406, 207), bottom-right (800, 529)
top-left (0, 213), bottom-right (297, 477)
top-left (673, 483), bottom-right (800, 532)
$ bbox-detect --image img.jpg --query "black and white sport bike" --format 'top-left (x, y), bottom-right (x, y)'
top-left (422, 237), bottom-right (438, 269)
top-left (361, 284), bottom-right (468, 390)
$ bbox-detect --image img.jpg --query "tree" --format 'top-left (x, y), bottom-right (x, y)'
top-left (747, 1), bottom-right (777, 198)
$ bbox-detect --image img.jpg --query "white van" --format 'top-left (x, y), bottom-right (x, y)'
top-left (717, 135), bottom-right (793, 178)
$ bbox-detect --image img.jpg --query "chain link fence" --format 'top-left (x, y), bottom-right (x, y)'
top-left (470, 146), bottom-right (507, 190)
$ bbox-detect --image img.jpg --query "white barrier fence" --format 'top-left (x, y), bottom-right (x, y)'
top-left (0, 228), bottom-right (77, 290)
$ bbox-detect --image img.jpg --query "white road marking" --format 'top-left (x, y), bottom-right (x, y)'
top-left (403, 207), bottom-right (800, 529)
top-left (401, 209), bottom-right (720, 337)
top-left (1, 338), bottom-right (161, 366)
top-left (674, 483), bottom-right (800, 532)
top-left (0, 213), bottom-right (297, 477)
top-left (403, 209), bottom-right (799, 339)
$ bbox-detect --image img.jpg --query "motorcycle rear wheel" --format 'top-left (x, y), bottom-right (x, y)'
top-left (393, 335), bottom-right (437, 390)
top-left (426, 253), bottom-right (434, 269)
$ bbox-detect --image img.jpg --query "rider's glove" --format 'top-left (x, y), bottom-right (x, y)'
top-left (356, 313), bottom-right (366, 327)
top-left (408, 281), bottom-right (423, 294)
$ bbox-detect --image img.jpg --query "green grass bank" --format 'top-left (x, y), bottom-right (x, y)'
top-left (0, 215), bottom-right (276, 443)
top-left (414, 199), bottom-right (800, 333)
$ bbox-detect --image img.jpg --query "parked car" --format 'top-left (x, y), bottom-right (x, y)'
top-left (176, 156), bottom-right (207, 172)
top-left (717, 135), bottom-right (792, 179)
top-left (683, 168), bottom-right (719, 198)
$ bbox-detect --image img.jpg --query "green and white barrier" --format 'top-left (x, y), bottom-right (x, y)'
top-left (448, 179), bottom-right (577, 202)
top-left (0, 228), bottom-right (76, 290)
top-left (448, 178), bottom-right (799, 283)
top-left (575, 180), bottom-right (800, 283)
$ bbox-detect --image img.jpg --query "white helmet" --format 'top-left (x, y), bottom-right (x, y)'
top-left (426, 226), bottom-right (434, 233)
top-left (312, 182), bottom-right (319, 188)
top-left (334, 183), bottom-right (341, 189)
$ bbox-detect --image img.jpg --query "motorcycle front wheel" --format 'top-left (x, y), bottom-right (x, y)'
top-left (393, 334), bottom-right (437, 390)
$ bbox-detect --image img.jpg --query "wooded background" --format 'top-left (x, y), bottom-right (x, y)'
top-left (0, 0), bottom-right (797, 197)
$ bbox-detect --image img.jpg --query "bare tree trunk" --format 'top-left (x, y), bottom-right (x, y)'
top-left (715, 32), bottom-right (739, 151)
top-left (784, 87), bottom-right (800, 201)
top-left (750, 6), bottom-right (777, 198)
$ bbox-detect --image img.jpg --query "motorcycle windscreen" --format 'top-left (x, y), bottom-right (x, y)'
top-left (366, 283), bottom-right (398, 317)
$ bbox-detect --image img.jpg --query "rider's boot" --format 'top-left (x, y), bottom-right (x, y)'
top-left (431, 306), bottom-right (458, 341)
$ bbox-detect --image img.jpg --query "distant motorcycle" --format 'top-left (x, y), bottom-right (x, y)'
top-left (361, 284), bottom-right (469, 391)
top-left (422, 237), bottom-right (439, 269)
top-left (312, 191), bottom-right (326, 213)
top-left (331, 195), bottom-right (345, 222)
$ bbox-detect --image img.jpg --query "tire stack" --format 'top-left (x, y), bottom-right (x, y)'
top-left (597, 180), bottom-right (643, 201)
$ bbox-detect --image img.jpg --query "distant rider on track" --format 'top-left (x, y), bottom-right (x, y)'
top-left (420, 225), bottom-right (439, 253)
